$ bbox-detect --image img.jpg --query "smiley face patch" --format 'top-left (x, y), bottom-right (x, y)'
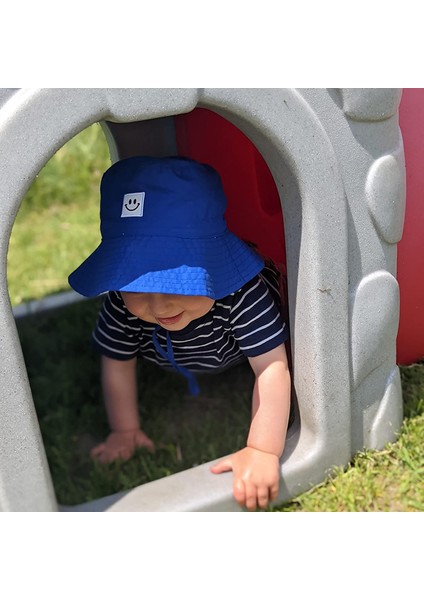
top-left (121, 192), bottom-right (145, 217)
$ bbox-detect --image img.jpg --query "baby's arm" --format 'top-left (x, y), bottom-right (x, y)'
top-left (211, 343), bottom-right (291, 510)
top-left (91, 355), bottom-right (155, 463)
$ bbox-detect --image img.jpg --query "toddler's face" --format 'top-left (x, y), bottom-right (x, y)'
top-left (120, 292), bottom-right (214, 331)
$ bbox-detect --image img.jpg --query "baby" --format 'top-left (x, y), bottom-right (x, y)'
top-left (69, 156), bottom-right (291, 511)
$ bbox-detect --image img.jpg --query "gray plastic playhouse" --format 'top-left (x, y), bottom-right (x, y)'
top-left (0, 88), bottom-right (405, 511)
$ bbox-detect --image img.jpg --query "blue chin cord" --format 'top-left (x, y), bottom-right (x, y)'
top-left (152, 326), bottom-right (200, 396)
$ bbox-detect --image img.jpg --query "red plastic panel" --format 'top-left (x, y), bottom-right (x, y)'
top-left (397, 89), bottom-right (424, 364)
top-left (175, 108), bottom-right (286, 272)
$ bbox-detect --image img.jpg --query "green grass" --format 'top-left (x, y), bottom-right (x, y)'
top-left (7, 123), bottom-right (424, 511)
top-left (16, 299), bottom-right (253, 506)
top-left (7, 123), bottom-right (110, 305)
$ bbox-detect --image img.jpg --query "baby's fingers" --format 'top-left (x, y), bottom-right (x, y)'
top-left (233, 478), bottom-right (247, 508)
top-left (270, 482), bottom-right (279, 503)
top-left (244, 482), bottom-right (260, 511)
top-left (257, 486), bottom-right (270, 510)
top-left (234, 481), bottom-right (271, 511)
top-left (243, 484), bottom-right (272, 511)
top-left (210, 457), bottom-right (233, 474)
top-left (90, 442), bottom-right (132, 464)
top-left (134, 432), bottom-right (155, 453)
top-left (90, 443), bottom-right (106, 461)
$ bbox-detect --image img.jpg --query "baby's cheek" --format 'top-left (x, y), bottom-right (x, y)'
top-left (122, 296), bottom-right (148, 319)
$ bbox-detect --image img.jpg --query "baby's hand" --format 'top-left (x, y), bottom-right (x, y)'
top-left (210, 446), bottom-right (280, 511)
top-left (90, 429), bottom-right (155, 463)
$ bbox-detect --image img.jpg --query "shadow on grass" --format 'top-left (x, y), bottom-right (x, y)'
top-left (16, 299), bottom-right (253, 506)
top-left (400, 362), bottom-right (424, 420)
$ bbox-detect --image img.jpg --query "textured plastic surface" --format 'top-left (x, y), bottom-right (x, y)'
top-left (0, 88), bottom-right (404, 511)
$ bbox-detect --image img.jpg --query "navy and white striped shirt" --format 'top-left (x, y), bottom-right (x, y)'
top-left (92, 266), bottom-right (288, 374)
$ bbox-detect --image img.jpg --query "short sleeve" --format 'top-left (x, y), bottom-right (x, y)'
top-left (230, 275), bottom-right (288, 357)
top-left (92, 292), bottom-right (141, 360)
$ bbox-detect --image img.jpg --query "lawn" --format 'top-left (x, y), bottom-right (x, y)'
top-left (7, 124), bottom-right (108, 306)
top-left (7, 123), bottom-right (424, 511)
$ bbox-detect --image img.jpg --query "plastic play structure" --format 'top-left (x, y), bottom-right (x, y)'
top-left (0, 88), bottom-right (410, 511)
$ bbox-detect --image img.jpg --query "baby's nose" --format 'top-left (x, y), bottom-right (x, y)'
top-left (149, 293), bottom-right (174, 315)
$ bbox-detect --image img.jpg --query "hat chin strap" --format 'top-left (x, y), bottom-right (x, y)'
top-left (152, 326), bottom-right (200, 396)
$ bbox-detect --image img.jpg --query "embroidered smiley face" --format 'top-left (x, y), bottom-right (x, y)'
top-left (125, 197), bottom-right (140, 211)
top-left (121, 192), bottom-right (145, 217)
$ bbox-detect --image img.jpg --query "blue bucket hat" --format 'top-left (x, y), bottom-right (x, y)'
top-left (68, 156), bottom-right (264, 299)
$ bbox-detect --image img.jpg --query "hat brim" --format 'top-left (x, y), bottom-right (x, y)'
top-left (68, 231), bottom-right (264, 299)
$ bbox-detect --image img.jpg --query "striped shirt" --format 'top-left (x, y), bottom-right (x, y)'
top-left (92, 265), bottom-right (288, 374)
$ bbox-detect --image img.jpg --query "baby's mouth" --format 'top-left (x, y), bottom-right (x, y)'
top-left (156, 312), bottom-right (184, 326)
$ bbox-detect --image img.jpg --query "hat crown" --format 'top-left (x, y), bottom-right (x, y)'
top-left (100, 156), bottom-right (227, 239)
top-left (69, 155), bottom-right (264, 298)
